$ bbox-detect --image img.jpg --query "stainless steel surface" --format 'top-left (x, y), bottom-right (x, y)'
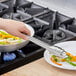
top-left (0, 24), bottom-right (34, 52)
top-left (27, 35), bottom-right (67, 58)
top-left (30, 0), bottom-right (76, 18)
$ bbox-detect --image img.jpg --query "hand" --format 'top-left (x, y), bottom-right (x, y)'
top-left (0, 18), bottom-right (31, 40)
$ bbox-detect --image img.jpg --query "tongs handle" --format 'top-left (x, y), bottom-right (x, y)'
top-left (26, 35), bottom-right (67, 58)
top-left (27, 35), bottom-right (52, 50)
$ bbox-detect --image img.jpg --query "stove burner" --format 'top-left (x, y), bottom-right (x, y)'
top-left (43, 30), bottom-right (53, 40)
top-left (42, 29), bottom-right (66, 43)
top-left (27, 18), bottom-right (50, 37)
top-left (3, 52), bottom-right (16, 61)
top-left (13, 13), bottom-right (31, 21)
top-left (2, 12), bottom-right (31, 21)
top-left (53, 30), bottom-right (66, 41)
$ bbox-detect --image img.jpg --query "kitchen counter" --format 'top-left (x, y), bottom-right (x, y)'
top-left (1, 58), bottom-right (76, 76)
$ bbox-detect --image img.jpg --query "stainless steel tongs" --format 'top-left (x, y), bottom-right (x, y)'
top-left (26, 35), bottom-right (68, 58)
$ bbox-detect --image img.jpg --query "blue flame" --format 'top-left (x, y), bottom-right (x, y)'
top-left (3, 53), bottom-right (16, 61)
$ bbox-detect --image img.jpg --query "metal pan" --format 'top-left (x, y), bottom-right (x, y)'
top-left (0, 24), bottom-right (35, 52)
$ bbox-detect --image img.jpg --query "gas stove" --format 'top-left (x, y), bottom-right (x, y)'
top-left (0, 0), bottom-right (76, 75)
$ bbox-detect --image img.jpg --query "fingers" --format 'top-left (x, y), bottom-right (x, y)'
top-left (22, 26), bottom-right (31, 36)
top-left (15, 31), bottom-right (28, 40)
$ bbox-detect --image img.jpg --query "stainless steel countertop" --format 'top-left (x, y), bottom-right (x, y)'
top-left (28, 0), bottom-right (76, 18)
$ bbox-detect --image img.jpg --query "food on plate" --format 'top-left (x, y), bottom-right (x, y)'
top-left (50, 55), bottom-right (62, 66)
top-left (50, 52), bottom-right (76, 66)
top-left (0, 30), bottom-right (24, 45)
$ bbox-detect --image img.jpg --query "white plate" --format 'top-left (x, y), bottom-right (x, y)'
top-left (44, 41), bottom-right (76, 70)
